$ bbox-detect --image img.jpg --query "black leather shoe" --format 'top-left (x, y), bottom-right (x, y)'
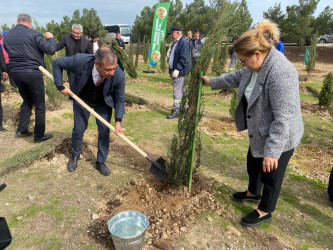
top-left (34, 133), bottom-right (53, 143)
top-left (16, 130), bottom-right (33, 137)
top-left (241, 209), bottom-right (272, 227)
top-left (96, 162), bottom-right (111, 176)
top-left (0, 126), bottom-right (6, 132)
top-left (232, 191), bottom-right (262, 204)
top-left (167, 110), bottom-right (178, 119)
top-left (67, 155), bottom-right (79, 172)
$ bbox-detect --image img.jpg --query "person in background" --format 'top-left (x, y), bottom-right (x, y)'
top-left (4, 13), bottom-right (56, 142)
top-left (0, 28), bottom-right (17, 88)
top-left (0, 47), bottom-right (9, 131)
top-left (228, 45), bottom-right (237, 73)
top-left (186, 30), bottom-right (194, 43)
top-left (275, 37), bottom-right (284, 53)
top-left (52, 47), bottom-right (125, 176)
top-left (56, 24), bottom-right (90, 84)
top-left (115, 32), bottom-right (125, 71)
top-left (89, 31), bottom-right (102, 54)
top-left (167, 25), bottom-right (191, 119)
top-left (191, 29), bottom-right (204, 64)
top-left (201, 19), bottom-right (304, 227)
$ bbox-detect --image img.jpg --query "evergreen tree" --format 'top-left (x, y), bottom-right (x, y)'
top-left (129, 40), bottom-right (134, 62)
top-left (306, 35), bottom-right (318, 75)
top-left (143, 36), bottom-right (148, 63)
top-left (160, 40), bottom-right (167, 73)
top-left (229, 88), bottom-right (238, 118)
top-left (135, 37), bottom-right (141, 69)
top-left (318, 72), bottom-right (333, 107)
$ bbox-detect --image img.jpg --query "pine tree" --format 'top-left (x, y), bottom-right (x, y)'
top-left (143, 36), bottom-right (148, 64)
top-left (229, 88), bottom-right (238, 119)
top-left (318, 72), bottom-right (333, 107)
top-left (129, 40), bottom-right (134, 62)
top-left (135, 37), bottom-right (141, 69)
top-left (160, 40), bottom-right (167, 73)
top-left (306, 35), bottom-right (318, 75)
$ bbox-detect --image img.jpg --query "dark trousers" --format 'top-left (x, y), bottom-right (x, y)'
top-left (0, 91), bottom-right (2, 127)
top-left (67, 70), bottom-right (74, 85)
top-left (328, 168), bottom-right (333, 202)
top-left (72, 100), bottom-right (112, 163)
top-left (13, 72), bottom-right (46, 138)
top-left (6, 64), bottom-right (17, 88)
top-left (247, 147), bottom-right (294, 213)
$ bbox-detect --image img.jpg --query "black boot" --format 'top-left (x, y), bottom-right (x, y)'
top-left (96, 162), bottom-right (110, 176)
top-left (167, 110), bottom-right (178, 119)
top-left (67, 154), bottom-right (79, 172)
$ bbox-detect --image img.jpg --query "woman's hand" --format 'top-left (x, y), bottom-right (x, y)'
top-left (263, 156), bottom-right (278, 173)
top-left (201, 75), bottom-right (210, 86)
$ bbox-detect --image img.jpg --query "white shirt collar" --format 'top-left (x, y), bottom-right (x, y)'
top-left (92, 64), bottom-right (104, 84)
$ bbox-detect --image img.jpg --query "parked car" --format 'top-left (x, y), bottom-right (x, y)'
top-left (318, 33), bottom-right (333, 43)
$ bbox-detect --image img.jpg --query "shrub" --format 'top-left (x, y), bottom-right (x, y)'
top-left (45, 77), bottom-right (66, 109)
top-left (229, 88), bottom-right (238, 118)
top-left (306, 35), bottom-right (318, 75)
top-left (143, 36), bottom-right (148, 64)
top-left (135, 37), bottom-right (141, 69)
top-left (160, 40), bottom-right (167, 73)
top-left (318, 72), bottom-right (333, 107)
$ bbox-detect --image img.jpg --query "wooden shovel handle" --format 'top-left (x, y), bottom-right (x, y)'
top-left (39, 66), bottom-right (148, 158)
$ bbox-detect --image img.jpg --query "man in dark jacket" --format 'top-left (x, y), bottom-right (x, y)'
top-left (115, 32), bottom-right (125, 71)
top-left (52, 47), bottom-right (125, 176)
top-left (4, 13), bottom-right (56, 142)
top-left (0, 48), bottom-right (8, 131)
top-left (167, 25), bottom-right (191, 119)
top-left (56, 24), bottom-right (90, 84)
top-left (89, 32), bottom-right (102, 54)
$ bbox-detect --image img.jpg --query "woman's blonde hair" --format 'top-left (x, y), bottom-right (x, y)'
top-left (234, 19), bottom-right (280, 56)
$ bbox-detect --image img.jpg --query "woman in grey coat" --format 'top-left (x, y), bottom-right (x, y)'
top-left (202, 19), bottom-right (304, 227)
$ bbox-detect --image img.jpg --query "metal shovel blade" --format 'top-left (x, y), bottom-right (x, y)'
top-left (147, 156), bottom-right (168, 181)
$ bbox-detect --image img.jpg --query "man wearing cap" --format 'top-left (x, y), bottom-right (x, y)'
top-left (167, 25), bottom-right (191, 119)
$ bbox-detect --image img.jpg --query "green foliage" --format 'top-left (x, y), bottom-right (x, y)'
top-left (280, 0), bottom-right (318, 46)
top-left (306, 35), bottom-right (319, 75)
top-left (318, 73), bottom-right (333, 106)
top-left (125, 93), bottom-right (148, 105)
top-left (312, 6), bottom-right (333, 36)
top-left (129, 40), bottom-right (134, 62)
top-left (45, 78), bottom-right (66, 109)
top-left (145, 39), bottom-right (151, 64)
top-left (135, 37), bottom-right (141, 69)
top-left (142, 36), bottom-right (148, 64)
top-left (212, 41), bottom-right (229, 75)
top-left (45, 8), bottom-right (106, 41)
top-left (229, 88), bottom-right (238, 119)
top-left (263, 2), bottom-right (285, 25)
top-left (110, 39), bottom-right (137, 78)
top-left (168, 3), bottom-right (238, 187)
top-left (160, 40), bottom-right (167, 73)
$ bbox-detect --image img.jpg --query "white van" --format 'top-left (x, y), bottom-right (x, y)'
top-left (104, 24), bottom-right (131, 44)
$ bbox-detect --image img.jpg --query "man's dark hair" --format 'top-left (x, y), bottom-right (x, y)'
top-left (116, 32), bottom-right (120, 35)
top-left (90, 32), bottom-right (98, 39)
top-left (194, 29), bottom-right (200, 33)
top-left (95, 47), bottom-right (117, 65)
top-left (17, 13), bottom-right (32, 23)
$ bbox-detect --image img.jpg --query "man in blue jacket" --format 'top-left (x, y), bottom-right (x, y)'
top-left (4, 13), bottom-right (56, 142)
top-left (52, 47), bottom-right (125, 176)
top-left (167, 25), bottom-right (191, 119)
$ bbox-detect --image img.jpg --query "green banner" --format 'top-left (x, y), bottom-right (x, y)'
top-left (149, 2), bottom-right (170, 64)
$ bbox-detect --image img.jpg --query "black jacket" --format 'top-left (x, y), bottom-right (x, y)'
top-left (57, 33), bottom-right (90, 57)
top-left (3, 24), bottom-right (56, 73)
top-left (169, 36), bottom-right (191, 76)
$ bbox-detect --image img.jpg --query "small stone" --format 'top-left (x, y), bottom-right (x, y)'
top-left (180, 227), bottom-right (187, 232)
top-left (207, 241), bottom-right (211, 248)
top-left (153, 239), bottom-right (173, 250)
top-left (147, 239), bottom-right (152, 245)
top-left (96, 184), bottom-right (103, 190)
top-left (194, 208), bottom-right (202, 214)
top-left (161, 233), bottom-right (169, 240)
top-left (92, 213), bottom-right (100, 220)
top-left (207, 216), bottom-right (213, 222)
top-left (16, 216), bottom-right (23, 221)
top-left (28, 195), bottom-right (34, 201)
top-left (188, 215), bottom-right (196, 221)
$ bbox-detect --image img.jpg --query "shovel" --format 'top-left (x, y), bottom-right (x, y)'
top-left (39, 66), bottom-right (168, 181)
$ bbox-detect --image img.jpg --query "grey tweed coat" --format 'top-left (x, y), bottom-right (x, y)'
top-left (210, 47), bottom-right (304, 159)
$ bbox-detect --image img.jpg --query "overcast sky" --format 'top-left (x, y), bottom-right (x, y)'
top-left (1, 0), bottom-right (331, 29)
